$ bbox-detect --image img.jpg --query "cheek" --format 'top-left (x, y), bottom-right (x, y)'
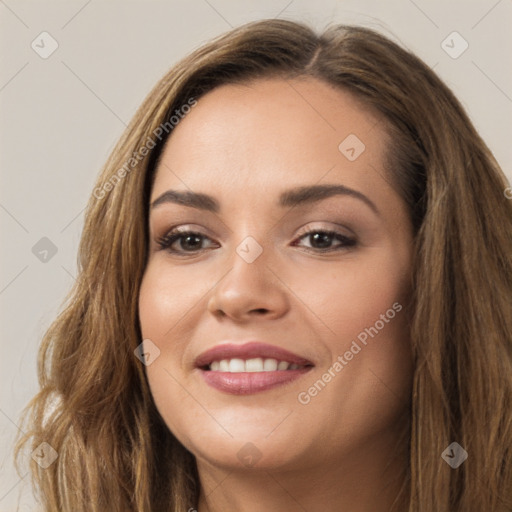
top-left (297, 249), bottom-right (413, 401)
top-left (138, 261), bottom-right (215, 436)
top-left (138, 260), bottom-right (203, 340)
top-left (287, 249), bottom-right (411, 348)
top-left (138, 266), bottom-right (182, 391)
top-left (314, 249), bottom-right (413, 412)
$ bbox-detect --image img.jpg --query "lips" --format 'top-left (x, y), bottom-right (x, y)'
top-left (194, 341), bottom-right (314, 369)
top-left (194, 341), bottom-right (314, 395)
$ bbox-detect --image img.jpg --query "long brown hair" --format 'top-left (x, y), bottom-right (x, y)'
top-left (16, 19), bottom-right (512, 511)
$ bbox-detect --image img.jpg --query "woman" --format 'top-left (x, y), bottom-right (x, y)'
top-left (16, 18), bottom-right (512, 512)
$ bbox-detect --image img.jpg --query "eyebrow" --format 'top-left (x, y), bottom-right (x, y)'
top-left (150, 184), bottom-right (379, 215)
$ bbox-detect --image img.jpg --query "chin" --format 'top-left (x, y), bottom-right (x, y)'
top-left (191, 437), bottom-right (305, 472)
top-left (170, 414), bottom-right (308, 471)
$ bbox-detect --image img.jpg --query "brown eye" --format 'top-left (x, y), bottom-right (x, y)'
top-left (293, 229), bottom-right (357, 252)
top-left (157, 230), bottom-right (215, 254)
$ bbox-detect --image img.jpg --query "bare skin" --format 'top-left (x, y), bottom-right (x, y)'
top-left (138, 77), bottom-right (414, 512)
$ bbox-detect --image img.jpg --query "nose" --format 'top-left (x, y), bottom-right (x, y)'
top-left (206, 240), bottom-right (290, 322)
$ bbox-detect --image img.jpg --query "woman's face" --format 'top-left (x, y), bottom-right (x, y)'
top-left (138, 77), bottom-right (414, 472)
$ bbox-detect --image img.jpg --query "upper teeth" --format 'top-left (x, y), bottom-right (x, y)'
top-left (209, 358), bottom-right (301, 372)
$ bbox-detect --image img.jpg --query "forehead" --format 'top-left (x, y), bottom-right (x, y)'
top-left (151, 77), bottom-right (390, 203)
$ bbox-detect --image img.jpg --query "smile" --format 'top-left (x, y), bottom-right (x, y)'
top-left (207, 357), bottom-right (309, 372)
top-left (195, 341), bottom-right (315, 394)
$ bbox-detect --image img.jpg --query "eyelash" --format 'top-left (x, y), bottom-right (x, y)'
top-left (156, 227), bottom-right (357, 255)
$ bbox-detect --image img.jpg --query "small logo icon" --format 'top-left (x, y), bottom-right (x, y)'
top-left (441, 442), bottom-right (468, 468)
top-left (236, 236), bottom-right (263, 263)
top-left (338, 134), bottom-right (366, 161)
top-left (31, 442), bottom-right (58, 469)
top-left (31, 31), bottom-right (59, 59)
top-left (441, 31), bottom-right (469, 59)
top-left (134, 339), bottom-right (161, 366)
top-left (237, 442), bottom-right (262, 468)
top-left (32, 237), bottom-right (58, 263)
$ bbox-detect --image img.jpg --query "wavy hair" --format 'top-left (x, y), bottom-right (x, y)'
top-left (16, 18), bottom-right (512, 511)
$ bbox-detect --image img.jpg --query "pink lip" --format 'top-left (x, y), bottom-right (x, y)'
top-left (194, 341), bottom-right (314, 395)
top-left (194, 341), bottom-right (314, 368)
top-left (200, 368), bottom-right (312, 395)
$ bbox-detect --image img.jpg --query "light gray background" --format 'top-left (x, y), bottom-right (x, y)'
top-left (1, 1), bottom-right (511, 509)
